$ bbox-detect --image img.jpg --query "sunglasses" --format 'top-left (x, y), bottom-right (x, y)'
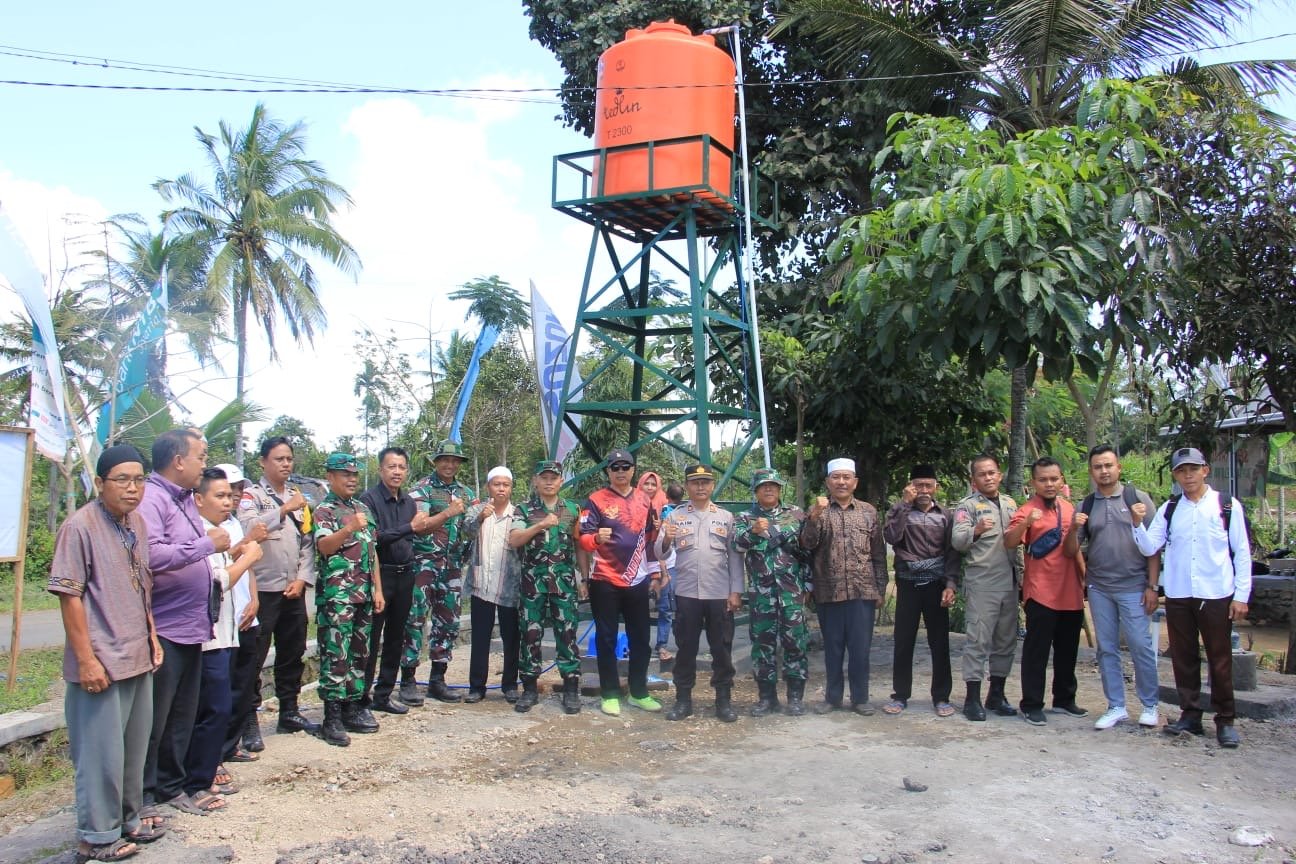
top-left (608, 463), bottom-right (634, 471)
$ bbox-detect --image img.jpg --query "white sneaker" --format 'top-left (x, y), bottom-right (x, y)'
top-left (1094, 706), bottom-right (1129, 730)
top-left (1138, 706), bottom-right (1159, 727)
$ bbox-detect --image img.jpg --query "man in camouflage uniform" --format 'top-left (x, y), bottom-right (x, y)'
top-left (402, 440), bottom-right (476, 704)
top-left (734, 468), bottom-right (811, 717)
top-left (313, 453), bottom-right (385, 747)
top-left (509, 460), bottom-right (588, 715)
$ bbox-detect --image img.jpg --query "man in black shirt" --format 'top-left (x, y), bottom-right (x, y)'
top-left (360, 447), bottom-right (430, 713)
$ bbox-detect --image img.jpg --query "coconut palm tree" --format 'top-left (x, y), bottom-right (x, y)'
top-left (772, 0), bottom-right (1296, 488)
top-left (86, 214), bottom-right (226, 400)
top-left (154, 102), bottom-right (360, 461)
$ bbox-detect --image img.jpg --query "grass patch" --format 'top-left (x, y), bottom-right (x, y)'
top-left (0, 577), bottom-right (60, 615)
top-left (4, 727), bottom-right (72, 789)
top-left (0, 647), bottom-right (64, 713)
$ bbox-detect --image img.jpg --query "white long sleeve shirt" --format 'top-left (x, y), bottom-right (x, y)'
top-left (1132, 486), bottom-right (1251, 602)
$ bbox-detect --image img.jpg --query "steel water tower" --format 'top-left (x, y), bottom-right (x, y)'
top-left (550, 20), bottom-right (774, 493)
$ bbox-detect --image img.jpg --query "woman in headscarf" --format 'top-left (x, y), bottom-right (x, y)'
top-left (636, 472), bottom-right (675, 662)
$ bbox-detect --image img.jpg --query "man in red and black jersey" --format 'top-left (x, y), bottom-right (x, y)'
top-left (577, 448), bottom-right (664, 717)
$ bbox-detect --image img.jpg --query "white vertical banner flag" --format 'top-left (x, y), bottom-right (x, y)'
top-left (0, 205), bottom-right (70, 460)
top-left (530, 281), bottom-right (582, 464)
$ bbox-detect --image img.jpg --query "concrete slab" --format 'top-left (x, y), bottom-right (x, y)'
top-left (0, 711), bottom-right (61, 748)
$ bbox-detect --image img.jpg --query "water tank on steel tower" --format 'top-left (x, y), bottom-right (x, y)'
top-left (593, 20), bottom-right (736, 200)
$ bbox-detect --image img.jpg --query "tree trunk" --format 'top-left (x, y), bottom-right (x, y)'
top-left (1008, 363), bottom-right (1029, 502)
top-left (794, 392), bottom-right (806, 508)
top-left (234, 287), bottom-right (248, 464)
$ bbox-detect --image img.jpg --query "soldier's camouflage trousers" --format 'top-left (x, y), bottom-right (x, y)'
top-left (317, 597), bottom-right (373, 701)
top-left (402, 558), bottom-right (463, 667)
top-left (749, 588), bottom-right (809, 683)
top-left (518, 590), bottom-right (581, 678)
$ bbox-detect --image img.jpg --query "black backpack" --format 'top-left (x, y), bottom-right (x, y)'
top-left (1162, 492), bottom-right (1235, 564)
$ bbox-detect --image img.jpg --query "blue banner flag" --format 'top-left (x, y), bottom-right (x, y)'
top-left (448, 324), bottom-right (501, 443)
top-left (96, 274), bottom-right (168, 444)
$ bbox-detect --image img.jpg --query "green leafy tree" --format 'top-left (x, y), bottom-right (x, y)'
top-left (826, 82), bottom-right (1172, 491)
top-left (155, 102), bottom-right (360, 461)
top-left (1148, 99), bottom-right (1296, 433)
top-left (775, 0), bottom-right (1296, 489)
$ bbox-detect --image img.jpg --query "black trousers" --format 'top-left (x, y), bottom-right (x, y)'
top-left (891, 579), bottom-right (952, 704)
top-left (252, 590), bottom-right (308, 707)
top-left (364, 566), bottom-right (416, 702)
top-left (672, 596), bottom-right (735, 691)
top-left (144, 637), bottom-right (202, 804)
top-left (1165, 596), bottom-right (1236, 725)
top-left (1019, 599), bottom-right (1083, 713)
top-left (184, 647), bottom-right (232, 796)
top-left (588, 578), bottom-right (652, 699)
top-left (469, 595), bottom-right (520, 692)
top-left (222, 624), bottom-right (260, 761)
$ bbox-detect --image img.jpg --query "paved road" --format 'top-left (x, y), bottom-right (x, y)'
top-left (1, 607), bottom-right (64, 652)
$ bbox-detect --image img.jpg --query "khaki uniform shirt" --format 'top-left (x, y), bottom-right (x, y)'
top-left (238, 479), bottom-right (315, 590)
top-left (656, 502), bottom-right (744, 600)
top-left (950, 492), bottom-right (1020, 591)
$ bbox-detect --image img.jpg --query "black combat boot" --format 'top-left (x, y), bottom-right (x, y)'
top-left (277, 698), bottom-right (322, 735)
top-left (242, 715), bottom-right (265, 752)
top-left (784, 679), bottom-right (806, 716)
top-left (665, 687), bottom-right (694, 721)
top-left (321, 701), bottom-right (350, 747)
top-left (750, 680), bottom-right (780, 717)
top-left (561, 676), bottom-right (582, 715)
top-left (426, 662), bottom-right (462, 703)
top-left (514, 677), bottom-right (540, 713)
top-left (398, 668), bottom-right (425, 706)
top-left (341, 700), bottom-right (379, 733)
top-left (963, 680), bottom-right (987, 722)
top-left (714, 686), bottom-right (738, 723)
top-left (986, 676), bottom-right (1018, 716)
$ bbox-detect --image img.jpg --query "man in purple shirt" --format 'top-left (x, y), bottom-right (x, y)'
top-left (137, 429), bottom-right (231, 815)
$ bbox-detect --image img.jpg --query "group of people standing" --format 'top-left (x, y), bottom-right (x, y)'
top-left (49, 430), bottom-right (1253, 862)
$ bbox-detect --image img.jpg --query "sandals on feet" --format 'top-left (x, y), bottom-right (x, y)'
top-left (935, 701), bottom-right (957, 717)
top-left (657, 647), bottom-right (674, 661)
top-left (882, 699), bottom-right (907, 715)
top-left (137, 805), bottom-right (169, 830)
top-left (213, 766), bottom-right (235, 786)
top-left (191, 791), bottom-right (227, 812)
top-left (125, 823), bottom-right (167, 844)
top-left (227, 747), bottom-right (258, 763)
top-left (75, 838), bottom-right (138, 862)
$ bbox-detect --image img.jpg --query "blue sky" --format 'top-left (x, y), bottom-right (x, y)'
top-left (1, 3), bottom-right (1293, 447)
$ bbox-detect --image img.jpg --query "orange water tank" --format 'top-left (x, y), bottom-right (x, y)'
top-left (593, 20), bottom-right (735, 199)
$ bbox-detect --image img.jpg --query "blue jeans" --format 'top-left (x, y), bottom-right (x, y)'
top-left (1088, 586), bottom-right (1159, 710)
top-left (655, 568), bottom-right (676, 649)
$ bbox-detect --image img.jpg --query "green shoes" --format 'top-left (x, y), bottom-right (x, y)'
top-left (600, 698), bottom-right (621, 716)
top-left (628, 694), bottom-right (663, 712)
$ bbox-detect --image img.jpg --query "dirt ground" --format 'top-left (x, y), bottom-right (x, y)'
top-left (3, 632), bottom-right (1295, 864)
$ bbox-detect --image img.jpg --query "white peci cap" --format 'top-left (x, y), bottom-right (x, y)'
top-left (826, 458), bottom-right (856, 476)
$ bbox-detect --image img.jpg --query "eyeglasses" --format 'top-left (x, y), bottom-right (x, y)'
top-left (608, 464), bottom-right (634, 471)
top-left (105, 475), bottom-right (147, 488)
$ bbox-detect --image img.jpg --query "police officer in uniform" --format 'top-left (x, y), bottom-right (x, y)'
top-left (313, 453), bottom-right (385, 746)
top-left (734, 468), bottom-right (811, 717)
top-left (404, 440), bottom-right (476, 704)
top-left (656, 464), bottom-right (745, 722)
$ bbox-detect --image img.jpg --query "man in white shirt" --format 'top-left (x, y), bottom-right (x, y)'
top-left (1132, 447), bottom-right (1251, 748)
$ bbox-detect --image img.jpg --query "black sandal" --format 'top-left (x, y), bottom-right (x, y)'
top-left (75, 838), bottom-right (138, 862)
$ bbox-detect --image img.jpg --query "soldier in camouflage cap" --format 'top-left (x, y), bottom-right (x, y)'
top-left (734, 468), bottom-right (812, 716)
top-left (509, 460), bottom-right (589, 714)
top-left (402, 439), bottom-right (476, 703)
top-left (313, 453), bottom-right (385, 746)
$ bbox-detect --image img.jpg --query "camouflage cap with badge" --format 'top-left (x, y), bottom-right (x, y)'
top-left (534, 460), bottom-right (563, 475)
top-left (324, 452), bottom-right (360, 473)
top-left (432, 439), bottom-right (467, 462)
top-left (752, 467), bottom-right (786, 488)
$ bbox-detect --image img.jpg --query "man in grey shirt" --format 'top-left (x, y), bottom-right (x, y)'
top-left (657, 464), bottom-right (745, 722)
top-left (1062, 445), bottom-right (1160, 730)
